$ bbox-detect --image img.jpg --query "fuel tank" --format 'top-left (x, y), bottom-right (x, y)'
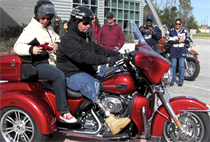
top-left (102, 72), bottom-right (136, 94)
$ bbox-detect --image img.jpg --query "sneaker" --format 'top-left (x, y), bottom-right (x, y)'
top-left (59, 113), bottom-right (77, 123)
top-left (178, 84), bottom-right (183, 87)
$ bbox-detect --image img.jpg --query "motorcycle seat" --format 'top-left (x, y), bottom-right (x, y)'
top-left (66, 88), bottom-right (83, 98)
top-left (18, 55), bottom-right (84, 99)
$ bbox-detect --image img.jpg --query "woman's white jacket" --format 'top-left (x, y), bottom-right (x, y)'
top-left (14, 17), bottom-right (60, 66)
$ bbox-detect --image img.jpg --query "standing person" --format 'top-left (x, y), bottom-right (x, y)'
top-left (88, 13), bottom-right (100, 43)
top-left (168, 18), bottom-right (189, 87)
top-left (14, 0), bottom-right (77, 123)
top-left (139, 14), bottom-right (162, 52)
top-left (51, 15), bottom-right (64, 38)
top-left (62, 20), bottom-right (68, 37)
top-left (97, 12), bottom-right (125, 76)
top-left (56, 6), bottom-right (130, 135)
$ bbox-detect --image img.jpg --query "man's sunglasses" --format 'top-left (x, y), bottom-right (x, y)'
top-left (82, 21), bottom-right (91, 25)
top-left (40, 17), bottom-right (51, 20)
top-left (175, 23), bottom-right (181, 25)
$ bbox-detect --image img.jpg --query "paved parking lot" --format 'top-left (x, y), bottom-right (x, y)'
top-left (45, 39), bottom-right (210, 142)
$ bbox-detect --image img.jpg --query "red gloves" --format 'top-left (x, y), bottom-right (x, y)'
top-left (38, 42), bottom-right (53, 50)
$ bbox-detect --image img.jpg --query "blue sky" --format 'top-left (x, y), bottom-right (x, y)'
top-left (191, 0), bottom-right (210, 26)
top-left (155, 0), bottom-right (210, 26)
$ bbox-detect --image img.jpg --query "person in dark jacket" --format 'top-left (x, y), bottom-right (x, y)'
top-left (51, 15), bottom-right (64, 39)
top-left (14, 0), bottom-right (77, 124)
top-left (139, 14), bottom-right (162, 52)
top-left (97, 12), bottom-right (125, 76)
top-left (56, 6), bottom-right (130, 135)
top-left (88, 13), bottom-right (100, 43)
top-left (168, 18), bottom-right (189, 86)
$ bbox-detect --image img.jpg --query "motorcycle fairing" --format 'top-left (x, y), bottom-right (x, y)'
top-left (150, 96), bottom-right (210, 137)
top-left (130, 93), bottom-right (150, 136)
top-left (135, 45), bottom-right (171, 84)
top-left (0, 90), bottom-right (57, 134)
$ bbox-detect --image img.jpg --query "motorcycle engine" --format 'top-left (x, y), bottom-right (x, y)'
top-left (101, 96), bottom-right (123, 113)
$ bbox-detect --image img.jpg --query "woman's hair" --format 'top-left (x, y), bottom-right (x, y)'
top-left (94, 13), bottom-right (100, 26)
top-left (63, 20), bottom-right (68, 24)
top-left (175, 18), bottom-right (182, 23)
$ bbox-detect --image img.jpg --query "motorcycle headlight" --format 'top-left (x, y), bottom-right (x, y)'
top-left (162, 68), bottom-right (173, 85)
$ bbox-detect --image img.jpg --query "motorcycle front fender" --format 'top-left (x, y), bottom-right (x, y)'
top-left (187, 56), bottom-right (199, 63)
top-left (150, 96), bottom-right (210, 137)
top-left (0, 90), bottom-right (57, 134)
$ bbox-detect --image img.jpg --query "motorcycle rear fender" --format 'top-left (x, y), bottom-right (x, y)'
top-left (0, 90), bottom-right (57, 134)
top-left (150, 96), bottom-right (209, 137)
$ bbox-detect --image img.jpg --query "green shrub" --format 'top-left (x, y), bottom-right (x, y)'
top-left (0, 23), bottom-right (27, 53)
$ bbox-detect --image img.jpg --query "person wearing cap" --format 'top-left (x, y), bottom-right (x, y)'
top-left (14, 0), bottom-right (77, 123)
top-left (56, 6), bottom-right (130, 135)
top-left (139, 14), bottom-right (162, 52)
top-left (97, 12), bottom-right (125, 76)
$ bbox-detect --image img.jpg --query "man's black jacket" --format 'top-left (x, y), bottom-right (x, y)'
top-left (56, 21), bottom-right (119, 77)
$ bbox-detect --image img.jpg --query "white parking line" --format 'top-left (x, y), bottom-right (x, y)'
top-left (184, 84), bottom-right (210, 92)
top-left (198, 74), bottom-right (210, 77)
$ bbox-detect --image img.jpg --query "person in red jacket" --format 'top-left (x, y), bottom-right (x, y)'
top-left (97, 13), bottom-right (125, 76)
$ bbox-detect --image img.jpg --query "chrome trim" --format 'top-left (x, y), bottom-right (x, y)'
top-left (142, 106), bottom-right (148, 135)
top-left (178, 109), bottom-right (210, 112)
top-left (65, 109), bottom-right (102, 135)
top-left (162, 68), bottom-right (173, 85)
top-left (158, 87), bottom-right (186, 134)
top-left (95, 134), bottom-right (129, 139)
top-left (150, 136), bottom-right (161, 142)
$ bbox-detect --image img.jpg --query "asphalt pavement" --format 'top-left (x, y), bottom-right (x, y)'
top-left (167, 39), bottom-right (210, 104)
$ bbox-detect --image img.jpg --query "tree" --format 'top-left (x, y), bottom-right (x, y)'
top-left (178, 0), bottom-right (193, 28)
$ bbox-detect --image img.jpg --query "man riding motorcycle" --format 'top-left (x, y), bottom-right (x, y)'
top-left (56, 6), bottom-right (130, 135)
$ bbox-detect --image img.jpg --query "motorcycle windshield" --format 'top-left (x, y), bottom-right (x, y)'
top-left (124, 20), bottom-right (147, 45)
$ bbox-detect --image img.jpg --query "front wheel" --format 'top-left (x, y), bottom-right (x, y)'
top-left (184, 58), bottom-right (200, 81)
top-left (0, 107), bottom-right (47, 142)
top-left (161, 112), bottom-right (210, 142)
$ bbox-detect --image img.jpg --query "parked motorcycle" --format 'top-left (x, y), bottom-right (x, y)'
top-left (157, 33), bottom-right (200, 81)
top-left (186, 37), bottom-right (198, 59)
top-left (0, 20), bottom-right (209, 142)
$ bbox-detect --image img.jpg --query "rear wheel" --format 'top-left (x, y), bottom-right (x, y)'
top-left (161, 112), bottom-right (210, 142)
top-left (184, 58), bottom-right (200, 81)
top-left (0, 107), bottom-right (47, 142)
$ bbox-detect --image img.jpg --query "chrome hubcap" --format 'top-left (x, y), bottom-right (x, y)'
top-left (185, 61), bottom-right (196, 77)
top-left (0, 109), bottom-right (34, 142)
top-left (163, 112), bottom-right (204, 142)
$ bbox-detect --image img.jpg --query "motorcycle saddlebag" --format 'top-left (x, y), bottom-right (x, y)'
top-left (0, 54), bottom-right (38, 81)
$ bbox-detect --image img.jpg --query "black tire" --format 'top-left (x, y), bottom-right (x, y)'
top-left (0, 107), bottom-right (47, 142)
top-left (184, 57), bottom-right (200, 81)
top-left (161, 112), bottom-right (210, 142)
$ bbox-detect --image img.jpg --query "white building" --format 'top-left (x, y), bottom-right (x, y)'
top-left (52, 0), bottom-right (144, 30)
top-left (0, 0), bottom-right (144, 32)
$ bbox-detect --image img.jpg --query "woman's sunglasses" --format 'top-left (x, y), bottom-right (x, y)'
top-left (41, 17), bottom-right (51, 21)
top-left (175, 23), bottom-right (181, 25)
